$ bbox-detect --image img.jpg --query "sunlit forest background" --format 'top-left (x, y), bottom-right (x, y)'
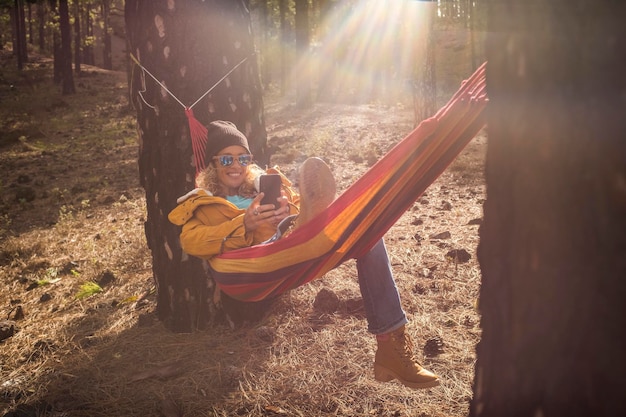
top-left (1, 0), bottom-right (486, 103)
top-left (1, 1), bottom-right (490, 416)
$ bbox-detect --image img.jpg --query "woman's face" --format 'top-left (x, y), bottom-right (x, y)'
top-left (213, 145), bottom-right (250, 196)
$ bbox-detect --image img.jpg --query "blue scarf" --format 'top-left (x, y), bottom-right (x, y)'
top-left (226, 195), bottom-right (253, 210)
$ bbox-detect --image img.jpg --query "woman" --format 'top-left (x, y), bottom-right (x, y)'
top-left (169, 120), bottom-right (440, 389)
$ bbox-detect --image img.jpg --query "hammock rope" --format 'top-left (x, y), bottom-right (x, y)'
top-left (208, 62), bottom-right (489, 302)
top-left (129, 53), bottom-right (250, 172)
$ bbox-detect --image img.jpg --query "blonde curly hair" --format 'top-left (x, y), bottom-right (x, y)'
top-left (196, 162), bottom-right (265, 198)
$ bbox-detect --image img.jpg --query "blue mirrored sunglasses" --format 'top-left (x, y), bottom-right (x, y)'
top-left (213, 154), bottom-right (253, 167)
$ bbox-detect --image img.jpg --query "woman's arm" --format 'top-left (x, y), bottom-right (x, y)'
top-left (180, 213), bottom-right (252, 259)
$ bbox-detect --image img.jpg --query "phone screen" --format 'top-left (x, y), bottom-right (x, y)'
top-left (259, 174), bottom-right (282, 208)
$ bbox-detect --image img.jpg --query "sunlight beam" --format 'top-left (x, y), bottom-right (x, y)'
top-left (287, 0), bottom-right (434, 103)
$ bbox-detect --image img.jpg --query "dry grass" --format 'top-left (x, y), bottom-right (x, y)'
top-left (0, 26), bottom-right (485, 417)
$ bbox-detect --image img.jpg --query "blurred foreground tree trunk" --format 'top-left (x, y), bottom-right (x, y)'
top-left (473, 1), bottom-right (626, 416)
top-left (125, 0), bottom-right (268, 332)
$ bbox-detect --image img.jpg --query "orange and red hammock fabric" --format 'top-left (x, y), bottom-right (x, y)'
top-left (209, 63), bottom-right (488, 302)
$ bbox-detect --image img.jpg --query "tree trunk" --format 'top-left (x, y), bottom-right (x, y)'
top-left (279, 0), bottom-right (288, 96)
top-left (315, 0), bottom-right (335, 102)
top-left (472, 1), bottom-right (626, 416)
top-left (37, 2), bottom-right (45, 52)
top-left (27, 2), bottom-right (32, 45)
top-left (11, 1), bottom-right (21, 70)
top-left (13, 0), bottom-right (26, 70)
top-left (59, 0), bottom-right (75, 95)
top-left (83, 3), bottom-right (94, 66)
top-left (295, 0), bottom-right (312, 108)
top-left (73, 0), bottom-right (81, 75)
top-left (125, 0), bottom-right (268, 332)
top-left (17, 0), bottom-right (28, 64)
top-left (413, 0), bottom-right (437, 126)
top-left (257, 0), bottom-right (270, 90)
top-left (101, 0), bottom-right (112, 70)
top-left (49, 0), bottom-right (62, 84)
top-left (468, 0), bottom-right (476, 69)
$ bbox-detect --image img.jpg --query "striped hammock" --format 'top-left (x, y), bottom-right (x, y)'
top-left (210, 63), bottom-right (488, 302)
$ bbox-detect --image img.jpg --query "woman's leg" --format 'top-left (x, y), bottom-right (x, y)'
top-left (357, 238), bottom-right (440, 389)
top-left (356, 238), bottom-right (408, 335)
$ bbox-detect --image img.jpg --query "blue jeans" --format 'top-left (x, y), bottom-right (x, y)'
top-left (356, 238), bottom-right (408, 335)
top-left (268, 220), bottom-right (407, 334)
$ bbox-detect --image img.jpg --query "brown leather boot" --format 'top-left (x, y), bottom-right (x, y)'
top-left (374, 325), bottom-right (440, 389)
top-left (296, 157), bottom-right (336, 227)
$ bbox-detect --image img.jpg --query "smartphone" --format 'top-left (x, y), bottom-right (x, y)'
top-left (259, 174), bottom-right (282, 208)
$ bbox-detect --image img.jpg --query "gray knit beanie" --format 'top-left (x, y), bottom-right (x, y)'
top-left (204, 120), bottom-right (251, 162)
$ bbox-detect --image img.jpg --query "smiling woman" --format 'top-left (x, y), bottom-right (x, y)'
top-left (170, 120), bottom-right (298, 255)
top-left (168, 119), bottom-right (447, 390)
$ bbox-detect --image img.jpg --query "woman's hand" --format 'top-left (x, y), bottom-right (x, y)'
top-left (244, 191), bottom-right (290, 232)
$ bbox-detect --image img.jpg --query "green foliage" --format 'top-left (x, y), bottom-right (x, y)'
top-left (36, 268), bottom-right (62, 286)
top-left (75, 281), bottom-right (103, 299)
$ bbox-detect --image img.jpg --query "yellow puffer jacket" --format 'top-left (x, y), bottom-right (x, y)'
top-left (168, 168), bottom-right (300, 260)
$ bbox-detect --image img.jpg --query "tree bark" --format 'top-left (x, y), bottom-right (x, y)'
top-left (27, 2), bottom-right (32, 45)
top-left (11, 1), bottom-right (20, 69)
top-left (413, 0), bottom-right (437, 126)
top-left (315, 0), bottom-right (335, 102)
top-left (59, 0), bottom-right (75, 95)
top-left (472, 1), bottom-right (626, 415)
top-left (13, 0), bottom-right (27, 70)
top-left (83, 3), bottom-right (94, 66)
top-left (257, 0), bottom-right (270, 90)
top-left (279, 0), bottom-right (289, 96)
top-left (17, 0), bottom-right (28, 64)
top-left (37, 2), bottom-right (45, 53)
top-left (49, 0), bottom-right (62, 84)
top-left (73, 0), bottom-right (81, 75)
top-left (102, 0), bottom-right (112, 70)
top-left (125, 0), bottom-right (268, 332)
top-left (295, 0), bottom-right (312, 108)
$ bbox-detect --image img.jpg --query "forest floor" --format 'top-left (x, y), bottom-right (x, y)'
top-left (0, 34), bottom-right (486, 417)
